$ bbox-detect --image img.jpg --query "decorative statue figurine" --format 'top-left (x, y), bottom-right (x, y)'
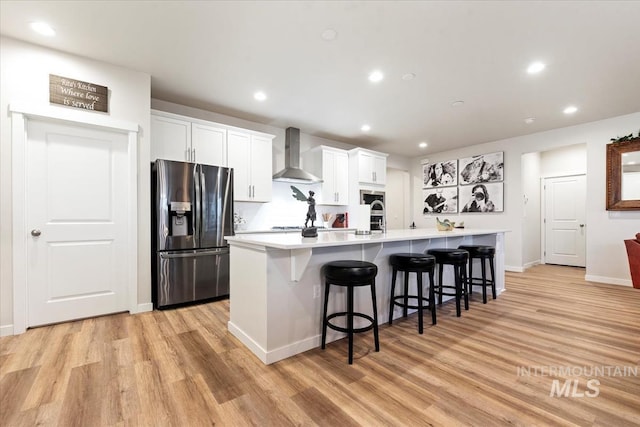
top-left (291, 186), bottom-right (318, 237)
top-left (304, 191), bottom-right (316, 227)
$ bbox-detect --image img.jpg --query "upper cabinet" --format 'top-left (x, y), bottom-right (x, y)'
top-left (151, 111), bottom-right (226, 166)
top-left (151, 110), bottom-right (274, 202)
top-left (150, 114), bottom-right (192, 162)
top-left (304, 146), bottom-right (349, 205)
top-left (227, 130), bottom-right (273, 202)
top-left (191, 122), bottom-right (227, 166)
top-left (349, 148), bottom-right (388, 186)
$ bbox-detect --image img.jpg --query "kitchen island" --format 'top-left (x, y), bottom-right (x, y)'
top-left (225, 228), bottom-right (508, 364)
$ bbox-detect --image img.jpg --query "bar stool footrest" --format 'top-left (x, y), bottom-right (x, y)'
top-left (433, 285), bottom-right (462, 297)
top-left (326, 312), bottom-right (375, 334)
top-left (392, 295), bottom-right (431, 311)
top-left (467, 278), bottom-right (495, 286)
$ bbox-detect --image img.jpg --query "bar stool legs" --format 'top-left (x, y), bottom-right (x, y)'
top-left (388, 253), bottom-right (436, 333)
top-left (427, 248), bottom-right (469, 318)
top-left (321, 260), bottom-right (379, 364)
top-left (459, 245), bottom-right (496, 304)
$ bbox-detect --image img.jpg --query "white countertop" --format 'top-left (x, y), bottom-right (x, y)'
top-left (234, 227), bottom-right (354, 234)
top-left (225, 228), bottom-right (509, 250)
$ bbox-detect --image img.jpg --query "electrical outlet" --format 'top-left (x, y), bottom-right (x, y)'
top-left (313, 284), bottom-right (321, 299)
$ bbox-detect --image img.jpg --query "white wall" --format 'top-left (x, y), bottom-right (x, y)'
top-left (521, 152), bottom-right (541, 267)
top-left (540, 143), bottom-right (587, 177)
top-left (411, 112), bottom-right (640, 284)
top-left (0, 37), bottom-right (151, 332)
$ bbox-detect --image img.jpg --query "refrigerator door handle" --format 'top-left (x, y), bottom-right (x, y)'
top-left (200, 166), bottom-right (206, 241)
top-left (194, 164), bottom-right (201, 246)
top-left (159, 248), bottom-right (229, 259)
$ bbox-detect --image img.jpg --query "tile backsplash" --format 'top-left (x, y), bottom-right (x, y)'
top-left (234, 181), bottom-right (347, 230)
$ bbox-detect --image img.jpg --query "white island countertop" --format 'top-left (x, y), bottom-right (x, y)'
top-left (226, 228), bottom-right (510, 250)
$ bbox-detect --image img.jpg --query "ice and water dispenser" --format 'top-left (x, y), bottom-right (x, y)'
top-left (169, 201), bottom-right (192, 236)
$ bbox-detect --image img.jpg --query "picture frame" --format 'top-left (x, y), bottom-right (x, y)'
top-left (459, 182), bottom-right (504, 213)
top-left (458, 151), bottom-right (504, 185)
top-left (423, 187), bottom-right (458, 214)
top-left (423, 160), bottom-right (458, 188)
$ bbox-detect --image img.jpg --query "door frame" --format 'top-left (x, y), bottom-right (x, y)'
top-left (10, 102), bottom-right (139, 334)
top-left (540, 173), bottom-right (586, 266)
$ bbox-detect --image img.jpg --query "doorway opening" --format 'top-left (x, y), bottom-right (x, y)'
top-left (521, 143), bottom-right (587, 270)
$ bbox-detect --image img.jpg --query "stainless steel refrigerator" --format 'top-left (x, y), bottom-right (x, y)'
top-left (152, 159), bottom-right (233, 309)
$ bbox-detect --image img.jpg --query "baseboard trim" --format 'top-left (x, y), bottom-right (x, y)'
top-left (584, 275), bottom-right (632, 287)
top-left (228, 321), bottom-right (329, 365)
top-left (136, 303), bottom-right (153, 313)
top-left (0, 324), bottom-right (14, 337)
top-left (227, 321), bottom-right (269, 364)
top-left (523, 260), bottom-right (541, 270)
top-left (505, 265), bottom-right (524, 273)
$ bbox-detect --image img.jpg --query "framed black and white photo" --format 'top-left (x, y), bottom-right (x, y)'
top-left (459, 182), bottom-right (504, 213)
top-left (458, 151), bottom-right (504, 185)
top-left (423, 187), bottom-right (458, 214)
top-left (423, 160), bottom-right (457, 188)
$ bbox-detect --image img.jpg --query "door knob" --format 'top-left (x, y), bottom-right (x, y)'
top-left (579, 224), bottom-right (585, 227)
top-left (31, 229), bottom-right (41, 237)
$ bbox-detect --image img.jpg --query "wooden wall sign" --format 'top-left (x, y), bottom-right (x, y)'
top-left (49, 74), bottom-right (109, 112)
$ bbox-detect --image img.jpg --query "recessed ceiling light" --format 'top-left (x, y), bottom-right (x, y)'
top-left (419, 142), bottom-right (428, 148)
top-left (524, 117), bottom-right (536, 124)
top-left (368, 71), bottom-right (384, 83)
top-left (361, 124), bottom-right (371, 132)
top-left (402, 73), bottom-right (416, 81)
top-left (451, 100), bottom-right (465, 107)
top-left (527, 61), bottom-right (546, 74)
top-left (321, 29), bottom-right (337, 41)
top-left (253, 91), bottom-right (267, 101)
top-left (30, 22), bottom-right (55, 37)
top-left (563, 105), bottom-right (578, 114)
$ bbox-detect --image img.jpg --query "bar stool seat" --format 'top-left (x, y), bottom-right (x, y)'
top-left (321, 260), bottom-right (380, 364)
top-left (458, 245), bottom-right (496, 304)
top-left (426, 248), bottom-right (469, 317)
top-left (388, 253), bottom-right (437, 333)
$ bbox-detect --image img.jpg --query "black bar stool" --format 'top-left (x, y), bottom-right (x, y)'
top-left (458, 245), bottom-right (496, 304)
top-left (321, 260), bottom-right (380, 364)
top-left (388, 253), bottom-right (437, 333)
top-left (425, 248), bottom-right (469, 317)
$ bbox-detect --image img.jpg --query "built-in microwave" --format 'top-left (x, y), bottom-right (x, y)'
top-left (360, 190), bottom-right (385, 231)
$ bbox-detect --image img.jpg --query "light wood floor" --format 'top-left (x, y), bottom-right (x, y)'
top-left (1, 264), bottom-right (639, 426)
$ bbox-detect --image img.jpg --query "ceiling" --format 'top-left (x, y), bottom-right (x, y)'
top-left (1, 1), bottom-right (639, 157)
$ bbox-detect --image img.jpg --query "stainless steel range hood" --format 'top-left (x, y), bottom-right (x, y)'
top-left (272, 127), bottom-right (322, 183)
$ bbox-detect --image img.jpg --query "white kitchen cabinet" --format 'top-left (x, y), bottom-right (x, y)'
top-left (191, 122), bottom-right (227, 166)
top-left (150, 114), bottom-right (191, 162)
top-left (227, 130), bottom-right (273, 202)
top-left (304, 146), bottom-right (349, 205)
top-left (151, 111), bottom-right (227, 166)
top-left (350, 148), bottom-right (388, 186)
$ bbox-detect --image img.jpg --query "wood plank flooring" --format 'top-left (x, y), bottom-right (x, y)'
top-left (1, 264), bottom-right (639, 426)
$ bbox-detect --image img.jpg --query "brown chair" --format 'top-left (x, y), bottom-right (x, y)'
top-left (624, 233), bottom-right (640, 289)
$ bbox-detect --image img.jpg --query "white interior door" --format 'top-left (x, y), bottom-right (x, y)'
top-left (544, 175), bottom-right (586, 267)
top-left (26, 119), bottom-right (130, 327)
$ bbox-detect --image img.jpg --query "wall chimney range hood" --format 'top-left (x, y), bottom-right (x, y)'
top-left (272, 127), bottom-right (323, 183)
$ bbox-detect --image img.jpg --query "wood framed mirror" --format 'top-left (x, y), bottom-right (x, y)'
top-left (606, 136), bottom-right (640, 210)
